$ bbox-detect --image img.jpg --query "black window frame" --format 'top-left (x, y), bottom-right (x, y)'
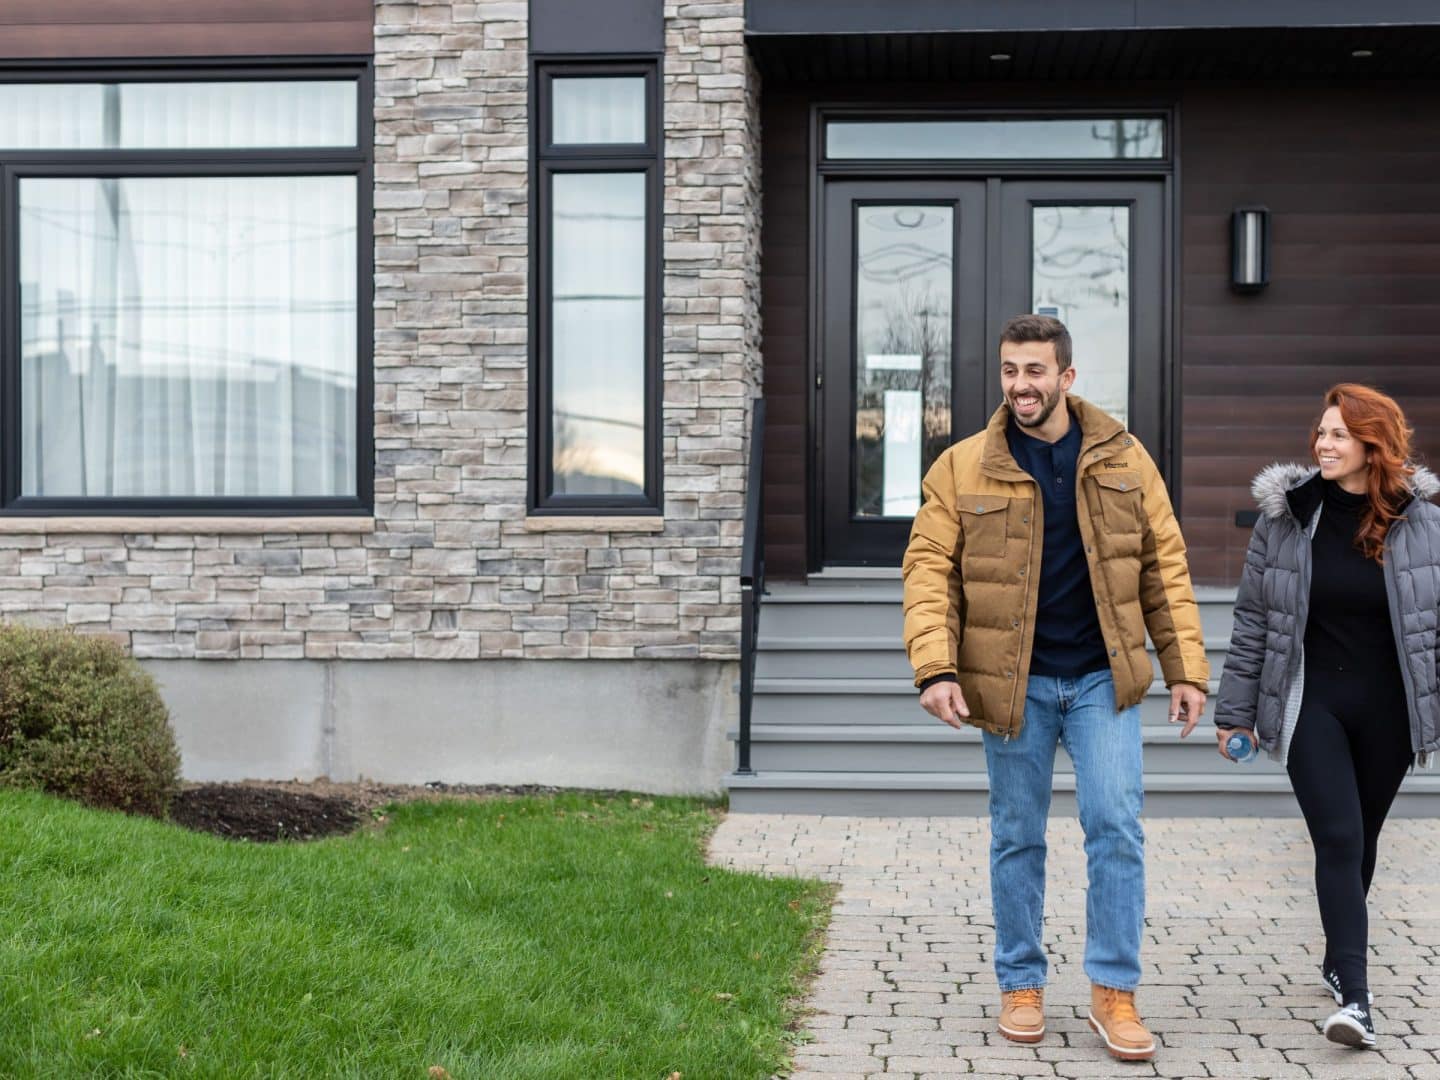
top-left (529, 57), bottom-right (662, 515)
top-left (0, 57), bottom-right (375, 517)
top-left (823, 110), bottom-right (1169, 166)
top-left (818, 107), bottom-right (1172, 170)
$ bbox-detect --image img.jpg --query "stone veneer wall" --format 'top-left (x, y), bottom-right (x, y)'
top-left (0, 0), bottom-right (760, 666)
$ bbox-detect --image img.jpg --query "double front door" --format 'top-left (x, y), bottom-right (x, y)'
top-left (820, 178), bottom-right (1165, 565)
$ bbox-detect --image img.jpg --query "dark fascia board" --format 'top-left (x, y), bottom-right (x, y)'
top-left (530, 0), bottom-right (663, 54)
top-left (746, 0), bottom-right (1440, 36)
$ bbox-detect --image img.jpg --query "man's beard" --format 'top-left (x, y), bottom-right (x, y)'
top-left (1008, 383), bottom-right (1065, 429)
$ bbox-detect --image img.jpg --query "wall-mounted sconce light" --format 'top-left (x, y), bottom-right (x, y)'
top-left (1231, 205), bottom-right (1270, 293)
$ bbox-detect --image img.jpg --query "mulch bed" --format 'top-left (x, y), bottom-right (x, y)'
top-left (168, 780), bottom-right (601, 843)
top-left (170, 785), bottom-right (366, 842)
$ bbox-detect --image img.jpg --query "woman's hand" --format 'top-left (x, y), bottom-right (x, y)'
top-left (1215, 726), bottom-right (1256, 761)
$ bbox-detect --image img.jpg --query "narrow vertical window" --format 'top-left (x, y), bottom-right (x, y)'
top-left (532, 63), bottom-right (660, 512)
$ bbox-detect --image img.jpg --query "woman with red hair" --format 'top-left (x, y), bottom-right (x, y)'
top-left (1214, 384), bottom-right (1440, 1050)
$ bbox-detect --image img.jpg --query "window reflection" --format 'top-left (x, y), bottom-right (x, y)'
top-left (552, 77), bottom-right (646, 145)
top-left (827, 118), bottom-right (1164, 161)
top-left (551, 172), bottom-right (646, 496)
top-left (0, 82), bottom-right (356, 149)
top-left (854, 205), bottom-right (953, 519)
top-left (1032, 205), bottom-right (1131, 425)
top-left (20, 176), bottom-right (358, 497)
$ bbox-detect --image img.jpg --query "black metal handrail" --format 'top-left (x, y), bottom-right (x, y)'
top-left (737, 395), bottom-right (766, 776)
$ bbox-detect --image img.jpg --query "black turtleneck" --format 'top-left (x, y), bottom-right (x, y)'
top-left (1304, 480), bottom-right (1399, 676)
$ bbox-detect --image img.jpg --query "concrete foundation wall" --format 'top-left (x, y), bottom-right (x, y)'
top-left (151, 658), bottom-right (736, 795)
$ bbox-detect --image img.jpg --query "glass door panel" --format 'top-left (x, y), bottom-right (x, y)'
top-left (998, 181), bottom-right (1164, 465)
top-left (821, 180), bottom-right (986, 566)
top-left (1031, 204), bottom-right (1132, 426)
top-left (853, 204), bottom-right (953, 519)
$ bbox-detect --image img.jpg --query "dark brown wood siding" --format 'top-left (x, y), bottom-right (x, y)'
top-left (0, 1), bottom-right (373, 58)
top-left (759, 77), bottom-right (1440, 585)
top-left (759, 85), bottom-right (812, 578)
top-left (1178, 81), bottom-right (1440, 584)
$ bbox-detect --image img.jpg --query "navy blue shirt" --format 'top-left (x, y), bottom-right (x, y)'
top-left (1005, 411), bottom-right (1109, 678)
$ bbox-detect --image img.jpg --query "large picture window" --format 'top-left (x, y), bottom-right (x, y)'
top-left (531, 61), bottom-right (660, 512)
top-left (0, 66), bottom-right (372, 514)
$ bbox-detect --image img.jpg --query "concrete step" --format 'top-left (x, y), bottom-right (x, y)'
top-left (759, 597), bottom-right (906, 639)
top-left (733, 580), bottom-right (1317, 815)
top-left (729, 722), bottom-right (1286, 774)
top-left (753, 636), bottom-right (1232, 681)
top-left (751, 677), bottom-right (1217, 727)
top-left (726, 769), bottom-right (1440, 816)
top-left (758, 581), bottom-right (1239, 642)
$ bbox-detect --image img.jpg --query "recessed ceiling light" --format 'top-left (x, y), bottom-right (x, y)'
top-left (990, 53), bottom-right (1012, 62)
top-left (1352, 49), bottom-right (1375, 58)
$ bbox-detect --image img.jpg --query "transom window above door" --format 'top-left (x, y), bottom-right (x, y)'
top-left (825, 116), bottom-right (1166, 161)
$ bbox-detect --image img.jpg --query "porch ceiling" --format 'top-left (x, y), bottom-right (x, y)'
top-left (747, 25), bottom-right (1440, 83)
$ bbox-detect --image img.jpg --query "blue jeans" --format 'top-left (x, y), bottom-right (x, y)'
top-left (981, 669), bottom-right (1145, 992)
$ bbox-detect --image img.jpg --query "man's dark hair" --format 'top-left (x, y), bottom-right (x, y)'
top-left (999, 313), bottom-right (1072, 372)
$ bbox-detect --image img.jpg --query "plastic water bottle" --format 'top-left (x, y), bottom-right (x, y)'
top-left (1226, 730), bottom-right (1258, 764)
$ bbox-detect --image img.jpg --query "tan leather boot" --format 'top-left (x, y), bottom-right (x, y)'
top-left (1088, 984), bottom-right (1156, 1060)
top-left (998, 987), bottom-right (1045, 1043)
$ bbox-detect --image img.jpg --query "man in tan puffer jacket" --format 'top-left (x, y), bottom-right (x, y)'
top-left (902, 314), bottom-right (1209, 1063)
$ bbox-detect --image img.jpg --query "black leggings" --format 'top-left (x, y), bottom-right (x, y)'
top-left (1286, 666), bottom-right (1413, 1003)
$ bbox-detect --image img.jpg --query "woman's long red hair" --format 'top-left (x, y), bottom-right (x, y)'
top-left (1313, 383), bottom-right (1415, 562)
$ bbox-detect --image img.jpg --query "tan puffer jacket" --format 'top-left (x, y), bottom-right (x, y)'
top-left (902, 396), bottom-right (1210, 737)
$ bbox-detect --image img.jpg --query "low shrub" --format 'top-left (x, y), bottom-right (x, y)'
top-left (0, 625), bottom-right (180, 817)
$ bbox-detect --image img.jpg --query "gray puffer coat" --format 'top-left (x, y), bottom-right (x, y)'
top-left (1213, 463), bottom-right (1440, 764)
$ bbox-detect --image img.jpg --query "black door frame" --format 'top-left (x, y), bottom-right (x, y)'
top-left (820, 180), bottom-right (988, 565)
top-left (806, 103), bottom-right (1178, 571)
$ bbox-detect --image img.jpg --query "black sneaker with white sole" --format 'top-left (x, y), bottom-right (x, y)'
top-left (1320, 965), bottom-right (1373, 1006)
top-left (1323, 1002), bottom-right (1376, 1049)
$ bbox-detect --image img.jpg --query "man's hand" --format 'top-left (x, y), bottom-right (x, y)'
top-left (919, 680), bottom-right (970, 730)
top-left (1169, 683), bottom-right (1208, 738)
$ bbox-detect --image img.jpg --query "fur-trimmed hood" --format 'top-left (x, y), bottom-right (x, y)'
top-left (1251, 462), bottom-right (1440, 521)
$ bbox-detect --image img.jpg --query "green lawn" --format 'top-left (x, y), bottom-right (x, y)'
top-left (0, 789), bottom-right (831, 1079)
